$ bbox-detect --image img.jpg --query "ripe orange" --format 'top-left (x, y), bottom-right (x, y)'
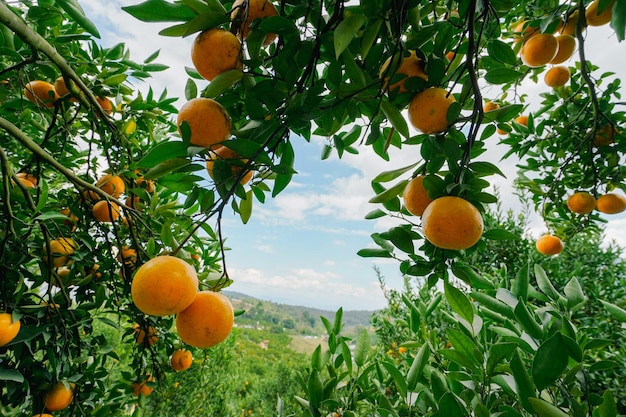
top-left (96, 174), bottom-right (125, 198)
top-left (125, 195), bottom-right (144, 211)
top-left (536, 235), bottom-right (563, 255)
top-left (133, 323), bottom-right (158, 346)
top-left (408, 87), bottom-right (456, 134)
top-left (483, 101), bottom-right (500, 112)
top-left (132, 375), bottom-right (154, 397)
top-left (593, 125), bottom-right (618, 146)
top-left (544, 66), bottom-right (570, 87)
top-left (596, 193), bottom-right (626, 214)
top-left (16, 172), bottom-right (38, 186)
top-left (0, 313), bottom-right (21, 347)
top-left (96, 96), bottom-right (113, 115)
top-left (191, 28), bottom-right (242, 81)
top-left (24, 80), bottom-right (58, 108)
top-left (231, 0), bottom-right (279, 46)
top-left (206, 145), bottom-right (253, 185)
top-left (520, 33), bottom-right (558, 67)
top-left (170, 348), bottom-right (193, 371)
top-left (13, 175), bottom-right (36, 189)
top-left (131, 255), bottom-right (199, 316)
top-left (134, 171), bottom-right (155, 193)
top-left (585, 0), bottom-right (614, 26)
top-left (178, 98), bottom-right (232, 148)
top-left (512, 20), bottom-right (539, 42)
top-left (567, 192), bottom-right (596, 214)
top-left (379, 51), bottom-right (428, 94)
top-left (514, 115), bottom-right (529, 126)
top-left (403, 175), bottom-right (433, 216)
top-left (42, 238), bottom-right (77, 268)
top-left (33, 414), bottom-right (54, 417)
top-left (557, 10), bottom-right (583, 36)
top-left (60, 208), bottom-right (78, 231)
top-left (117, 246), bottom-right (138, 268)
top-left (54, 76), bottom-right (79, 102)
top-left (53, 266), bottom-right (73, 287)
top-left (92, 201), bottom-right (121, 222)
top-left (549, 35), bottom-right (576, 64)
top-left (176, 291), bottom-right (234, 348)
top-left (44, 382), bottom-right (74, 411)
top-left (421, 196), bottom-right (484, 250)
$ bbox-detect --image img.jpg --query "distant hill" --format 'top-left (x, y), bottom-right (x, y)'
top-left (224, 291), bottom-right (375, 337)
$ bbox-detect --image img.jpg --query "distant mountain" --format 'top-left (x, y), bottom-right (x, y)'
top-left (223, 291), bottom-right (375, 336)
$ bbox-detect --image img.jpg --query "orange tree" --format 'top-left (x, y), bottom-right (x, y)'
top-left (2, 0), bottom-right (626, 416)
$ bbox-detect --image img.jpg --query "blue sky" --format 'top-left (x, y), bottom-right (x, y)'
top-left (83, 1), bottom-right (626, 311)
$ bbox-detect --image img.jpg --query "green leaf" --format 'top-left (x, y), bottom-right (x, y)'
top-left (56, 0), bottom-right (101, 38)
top-left (532, 333), bottom-right (568, 390)
top-left (534, 264), bottom-right (561, 301)
top-left (0, 369), bottom-right (24, 383)
top-left (364, 209), bottom-right (386, 219)
top-left (382, 361), bottom-right (407, 399)
top-left (512, 262), bottom-right (529, 302)
top-left (239, 190), bottom-right (253, 224)
top-left (307, 369), bottom-right (324, 408)
top-left (360, 19), bottom-right (382, 59)
top-left (610, 0), bottom-right (626, 42)
top-left (438, 392), bottom-right (465, 417)
top-left (444, 281), bottom-right (474, 325)
top-left (468, 161), bottom-right (506, 177)
top-left (357, 248), bottom-right (393, 258)
top-left (599, 390), bottom-right (618, 417)
top-left (511, 350), bottom-right (536, 412)
top-left (470, 291), bottom-right (515, 319)
top-left (185, 78), bottom-right (197, 100)
top-left (203, 69), bottom-right (243, 98)
top-left (334, 14), bottom-right (367, 59)
top-left (599, 300), bottom-right (626, 322)
top-left (447, 328), bottom-right (479, 365)
top-left (122, 0), bottom-right (197, 22)
top-left (486, 342), bottom-right (517, 375)
top-left (564, 278), bottom-right (585, 309)
top-left (354, 328), bottom-right (370, 367)
top-left (369, 180), bottom-right (408, 203)
top-left (372, 162), bottom-right (417, 183)
top-left (381, 100), bottom-right (410, 138)
top-left (406, 342), bottom-right (429, 391)
top-left (387, 227), bottom-right (414, 253)
top-left (482, 228), bottom-right (520, 240)
top-left (138, 141), bottom-right (189, 169)
top-left (528, 398), bottom-right (569, 417)
top-left (589, 360), bottom-right (618, 372)
top-left (484, 68), bottom-right (525, 84)
top-left (487, 39), bottom-right (517, 65)
top-left (452, 263), bottom-right (495, 289)
top-left (514, 301), bottom-right (544, 339)
top-left (144, 158), bottom-right (190, 180)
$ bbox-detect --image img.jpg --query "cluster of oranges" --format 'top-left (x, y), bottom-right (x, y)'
top-left (129, 255), bottom-right (235, 394)
top-left (23, 77), bottom-right (112, 113)
top-left (175, 0), bottom-right (280, 185)
top-left (403, 175), bottom-right (484, 251)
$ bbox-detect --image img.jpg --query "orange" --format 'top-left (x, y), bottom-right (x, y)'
top-left (544, 66), bottom-right (570, 87)
top-left (92, 201), bottom-right (121, 222)
top-left (16, 172), bottom-right (38, 186)
top-left (585, 0), bottom-right (614, 26)
top-left (176, 291), bottom-right (234, 348)
top-left (54, 76), bottom-right (79, 102)
top-left (408, 87), bottom-right (456, 134)
top-left (134, 171), bottom-right (155, 193)
top-left (118, 246), bottom-right (138, 268)
top-left (0, 313), bottom-right (21, 347)
top-left (170, 348), bottom-right (193, 371)
top-left (536, 235), bottom-right (564, 255)
top-left (593, 124), bottom-right (618, 146)
top-left (483, 101), bottom-right (500, 112)
top-left (520, 33), bottom-right (558, 67)
top-left (96, 174), bottom-right (125, 198)
top-left (514, 115), bottom-right (529, 126)
top-left (206, 145), bottom-right (253, 185)
top-left (42, 238), bottom-right (77, 268)
top-left (13, 175), bottom-right (36, 189)
top-left (133, 323), bottom-right (158, 346)
top-left (60, 208), bottom-right (78, 231)
top-left (125, 195), bottom-right (144, 211)
top-left (403, 175), bottom-right (433, 216)
top-left (33, 414), bottom-right (54, 417)
top-left (379, 51), bottom-right (428, 94)
top-left (567, 191), bottom-right (596, 214)
top-left (85, 264), bottom-right (102, 280)
top-left (596, 193), bottom-right (626, 214)
top-left (131, 255), bottom-right (199, 316)
top-left (191, 28), bottom-right (243, 81)
top-left (24, 80), bottom-right (58, 108)
top-left (53, 266), bottom-right (73, 287)
top-left (132, 375), bottom-right (154, 397)
top-left (44, 381), bottom-right (74, 411)
top-left (512, 20), bottom-right (539, 42)
top-left (231, 0), bottom-right (279, 46)
top-left (549, 35), bottom-right (576, 64)
top-left (177, 98), bottom-right (232, 148)
top-left (558, 10), bottom-right (583, 36)
top-left (422, 196), bottom-right (483, 250)
top-left (96, 96), bottom-right (113, 115)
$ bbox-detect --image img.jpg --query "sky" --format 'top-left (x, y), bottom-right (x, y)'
top-left (82, 0), bottom-right (626, 311)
